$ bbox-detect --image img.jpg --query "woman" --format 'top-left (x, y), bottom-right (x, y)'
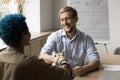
top-left (0, 14), bottom-right (72, 80)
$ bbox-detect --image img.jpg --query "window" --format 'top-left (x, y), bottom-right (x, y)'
top-left (0, 0), bottom-right (28, 14)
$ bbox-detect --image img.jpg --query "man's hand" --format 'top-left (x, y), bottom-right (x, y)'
top-left (72, 66), bottom-right (86, 77)
top-left (52, 53), bottom-right (65, 66)
top-left (39, 53), bottom-right (54, 63)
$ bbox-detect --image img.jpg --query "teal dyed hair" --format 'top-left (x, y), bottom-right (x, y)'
top-left (0, 13), bottom-right (28, 47)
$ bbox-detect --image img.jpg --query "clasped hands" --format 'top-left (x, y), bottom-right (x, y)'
top-left (41, 53), bottom-right (67, 66)
top-left (52, 53), bottom-right (68, 66)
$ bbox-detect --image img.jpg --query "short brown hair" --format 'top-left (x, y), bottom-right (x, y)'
top-left (58, 6), bottom-right (78, 19)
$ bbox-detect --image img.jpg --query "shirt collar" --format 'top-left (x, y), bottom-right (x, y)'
top-left (61, 29), bottom-right (66, 37)
top-left (61, 29), bottom-right (80, 39)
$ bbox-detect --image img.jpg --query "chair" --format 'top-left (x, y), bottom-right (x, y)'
top-left (114, 47), bottom-right (120, 55)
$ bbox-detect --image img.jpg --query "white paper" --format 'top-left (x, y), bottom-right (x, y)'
top-left (103, 64), bottom-right (120, 71)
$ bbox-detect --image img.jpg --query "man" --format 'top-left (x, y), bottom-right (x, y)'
top-left (39, 6), bottom-right (100, 77)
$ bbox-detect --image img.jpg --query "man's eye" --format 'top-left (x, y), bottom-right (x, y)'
top-left (60, 17), bottom-right (72, 22)
top-left (60, 19), bottom-right (64, 22)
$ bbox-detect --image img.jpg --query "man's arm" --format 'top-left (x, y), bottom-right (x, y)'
top-left (73, 60), bottom-right (100, 76)
top-left (39, 53), bottom-right (54, 63)
top-left (83, 60), bottom-right (100, 72)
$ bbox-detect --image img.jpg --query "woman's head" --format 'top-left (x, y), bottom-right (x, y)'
top-left (0, 13), bottom-right (30, 47)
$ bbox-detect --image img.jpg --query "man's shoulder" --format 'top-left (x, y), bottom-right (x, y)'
top-left (49, 29), bottom-right (63, 38)
top-left (52, 29), bottom-right (63, 34)
top-left (77, 29), bottom-right (94, 41)
top-left (77, 30), bottom-right (89, 37)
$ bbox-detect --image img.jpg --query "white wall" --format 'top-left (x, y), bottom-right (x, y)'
top-left (109, 0), bottom-right (120, 42)
top-left (23, 0), bottom-right (40, 33)
top-left (23, 0), bottom-right (54, 32)
top-left (54, 0), bottom-right (67, 29)
top-left (23, 0), bottom-right (66, 32)
top-left (40, 0), bottom-right (54, 31)
top-left (106, 0), bottom-right (120, 54)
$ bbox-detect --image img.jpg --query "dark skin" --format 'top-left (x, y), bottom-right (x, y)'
top-left (12, 30), bottom-right (31, 53)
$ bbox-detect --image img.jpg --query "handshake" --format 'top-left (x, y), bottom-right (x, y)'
top-left (39, 53), bottom-right (68, 66)
top-left (52, 53), bottom-right (68, 66)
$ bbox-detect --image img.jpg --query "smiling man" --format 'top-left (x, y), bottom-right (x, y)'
top-left (39, 6), bottom-right (100, 77)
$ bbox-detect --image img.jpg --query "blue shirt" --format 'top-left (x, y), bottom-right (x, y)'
top-left (40, 29), bottom-right (100, 68)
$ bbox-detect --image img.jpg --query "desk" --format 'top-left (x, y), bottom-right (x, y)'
top-left (73, 54), bottom-right (120, 80)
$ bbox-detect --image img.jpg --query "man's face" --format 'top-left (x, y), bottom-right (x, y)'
top-left (59, 12), bottom-right (78, 33)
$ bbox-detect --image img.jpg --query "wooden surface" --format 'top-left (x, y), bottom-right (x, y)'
top-left (73, 53), bottom-right (120, 80)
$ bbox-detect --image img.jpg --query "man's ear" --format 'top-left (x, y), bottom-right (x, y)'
top-left (75, 16), bottom-right (78, 22)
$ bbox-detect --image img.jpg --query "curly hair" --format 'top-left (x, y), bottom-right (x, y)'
top-left (0, 13), bottom-right (28, 47)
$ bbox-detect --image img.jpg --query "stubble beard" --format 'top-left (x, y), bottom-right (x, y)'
top-left (65, 26), bottom-right (74, 33)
